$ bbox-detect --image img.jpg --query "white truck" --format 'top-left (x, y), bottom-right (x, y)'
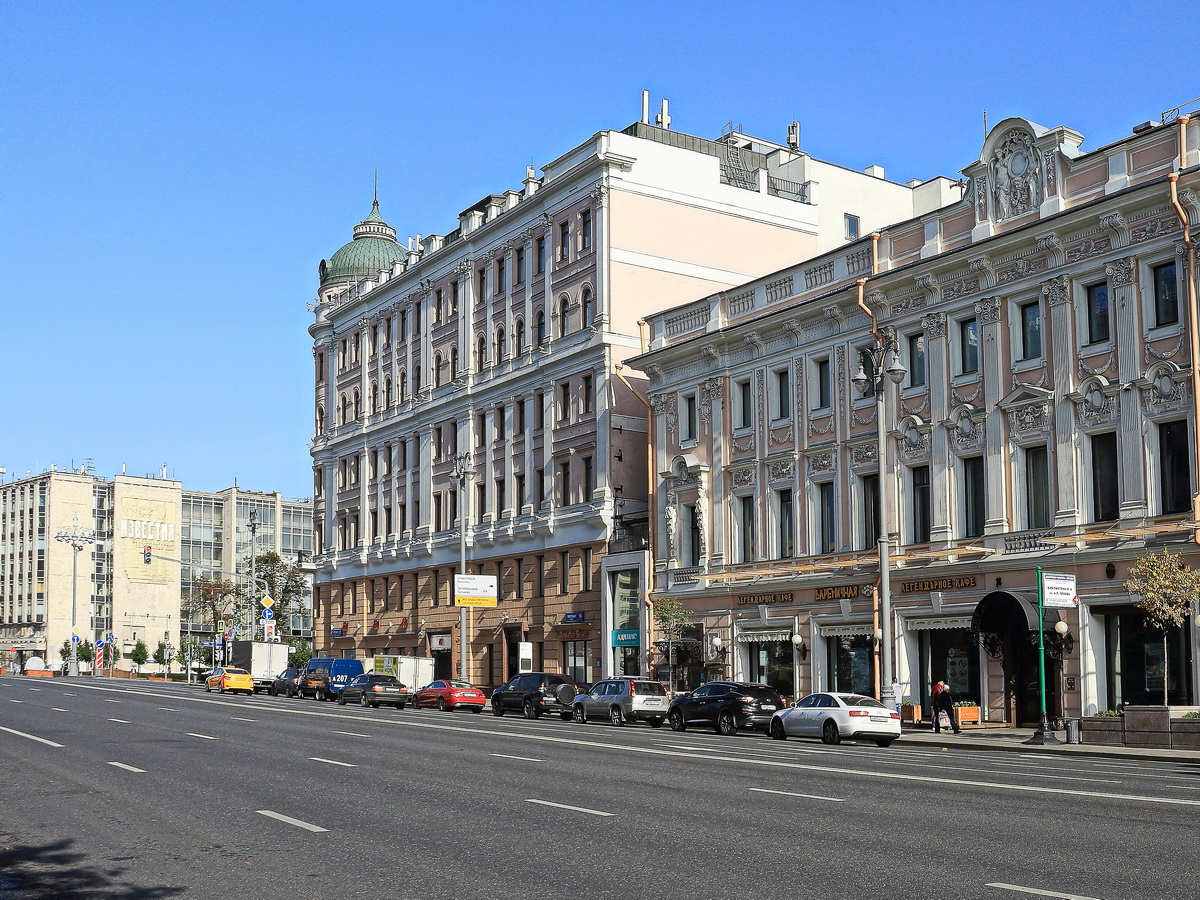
top-left (371, 655), bottom-right (435, 689)
top-left (230, 640), bottom-right (292, 694)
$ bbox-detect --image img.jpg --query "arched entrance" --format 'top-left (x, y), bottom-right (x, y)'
top-left (971, 590), bottom-right (1061, 725)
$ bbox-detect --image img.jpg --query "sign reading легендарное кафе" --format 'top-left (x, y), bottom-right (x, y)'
top-left (900, 576), bottom-right (978, 593)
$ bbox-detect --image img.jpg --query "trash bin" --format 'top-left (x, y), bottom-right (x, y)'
top-left (1064, 718), bottom-right (1081, 744)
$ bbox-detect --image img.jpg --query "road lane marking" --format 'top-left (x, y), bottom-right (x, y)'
top-left (525, 799), bottom-right (614, 817)
top-left (104, 699), bottom-right (121, 703)
top-left (63, 693), bottom-right (76, 697)
top-left (257, 810), bottom-right (328, 833)
top-left (107, 719), bottom-right (131, 724)
top-left (8, 699), bottom-right (23, 703)
top-left (334, 731), bottom-right (370, 737)
top-left (186, 733), bottom-right (217, 740)
top-left (309, 757), bottom-right (357, 768)
top-left (158, 707), bottom-right (178, 712)
top-left (490, 753), bottom-right (544, 762)
top-left (51, 708), bottom-right (68, 712)
top-left (108, 762), bottom-right (146, 773)
top-left (874, 758), bottom-right (1119, 784)
top-left (231, 717), bottom-right (257, 722)
top-left (749, 787), bottom-right (845, 803)
top-left (986, 884), bottom-right (1101, 899)
top-left (28, 688), bottom-right (41, 691)
top-left (0, 726), bottom-right (63, 748)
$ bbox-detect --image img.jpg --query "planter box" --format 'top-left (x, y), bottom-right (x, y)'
top-left (955, 706), bottom-right (981, 726)
top-left (1124, 705), bottom-right (1172, 749)
top-left (1080, 716), bottom-right (1125, 746)
top-left (901, 705), bottom-right (921, 724)
top-left (23, 669), bottom-right (55, 678)
top-left (1172, 719), bottom-right (1200, 750)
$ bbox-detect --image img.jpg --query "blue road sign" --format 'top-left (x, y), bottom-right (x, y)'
top-left (96, 639), bottom-right (105, 648)
top-left (200, 641), bottom-right (215, 647)
top-left (261, 608), bottom-right (274, 620)
top-left (70, 635), bottom-right (81, 644)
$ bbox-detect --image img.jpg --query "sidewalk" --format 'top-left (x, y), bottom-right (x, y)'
top-left (898, 723), bottom-right (1198, 763)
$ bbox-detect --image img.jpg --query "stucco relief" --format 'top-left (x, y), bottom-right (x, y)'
top-left (1042, 275), bottom-right (1070, 306)
top-left (767, 460), bottom-right (795, 482)
top-left (699, 378), bottom-right (722, 424)
top-left (974, 296), bottom-right (1001, 325)
top-left (1130, 215), bottom-right (1179, 244)
top-left (997, 256), bottom-right (1047, 285)
top-left (1065, 235), bottom-right (1112, 264)
top-left (1105, 257), bottom-right (1135, 287)
top-left (730, 467), bottom-right (756, 488)
top-left (990, 129), bottom-right (1043, 221)
top-left (921, 312), bottom-right (947, 338)
top-left (1043, 149), bottom-right (1057, 196)
top-left (807, 451), bottom-right (836, 475)
top-left (942, 277), bottom-right (980, 303)
top-left (1007, 401), bottom-right (1051, 439)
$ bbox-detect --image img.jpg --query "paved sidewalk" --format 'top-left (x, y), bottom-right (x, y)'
top-left (898, 724), bottom-right (1198, 763)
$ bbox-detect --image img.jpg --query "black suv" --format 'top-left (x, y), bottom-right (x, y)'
top-left (268, 668), bottom-right (300, 698)
top-left (667, 681), bottom-right (785, 736)
top-left (491, 672), bottom-right (584, 720)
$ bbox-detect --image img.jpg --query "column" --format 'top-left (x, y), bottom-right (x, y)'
top-left (922, 312), bottom-right (953, 545)
top-left (976, 296), bottom-right (1009, 534)
top-left (1043, 275), bottom-right (1081, 527)
top-left (1108, 256), bottom-right (1148, 518)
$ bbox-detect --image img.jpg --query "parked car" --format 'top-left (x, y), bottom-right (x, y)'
top-left (268, 667), bottom-right (300, 698)
top-left (572, 678), bottom-right (669, 727)
top-left (412, 679), bottom-right (487, 713)
top-left (338, 674), bottom-right (410, 709)
top-left (769, 692), bottom-right (902, 747)
top-left (205, 667), bottom-right (254, 696)
top-left (491, 672), bottom-right (584, 720)
top-left (666, 681), bottom-right (784, 735)
top-left (298, 658), bottom-right (366, 701)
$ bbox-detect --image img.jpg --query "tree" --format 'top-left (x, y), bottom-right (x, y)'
top-left (288, 640), bottom-right (312, 670)
top-left (653, 596), bottom-right (693, 692)
top-left (244, 551), bottom-right (310, 628)
top-left (153, 640), bottom-right (168, 668)
top-left (1125, 548), bottom-right (1200, 706)
top-left (130, 640), bottom-right (149, 674)
top-left (58, 639), bottom-right (94, 669)
top-left (187, 574), bottom-right (239, 635)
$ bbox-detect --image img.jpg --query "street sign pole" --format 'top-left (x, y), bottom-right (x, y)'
top-left (1025, 566), bottom-right (1062, 745)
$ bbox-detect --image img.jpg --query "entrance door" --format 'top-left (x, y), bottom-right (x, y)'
top-left (974, 590), bottom-right (1060, 725)
top-left (432, 648), bottom-right (452, 681)
top-left (506, 630), bottom-right (521, 680)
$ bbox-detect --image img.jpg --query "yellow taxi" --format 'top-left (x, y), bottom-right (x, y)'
top-left (205, 667), bottom-right (254, 695)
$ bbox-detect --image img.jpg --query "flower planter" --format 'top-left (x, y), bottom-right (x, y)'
top-left (1123, 705), bottom-right (1172, 749)
top-left (1172, 719), bottom-right (1200, 750)
top-left (900, 705), bottom-right (921, 724)
top-left (1080, 716), bottom-right (1125, 746)
top-left (954, 705), bottom-right (981, 726)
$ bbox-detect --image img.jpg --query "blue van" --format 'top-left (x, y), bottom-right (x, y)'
top-left (300, 657), bottom-right (365, 701)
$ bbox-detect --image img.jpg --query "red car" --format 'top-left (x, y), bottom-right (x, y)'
top-left (412, 679), bottom-right (488, 713)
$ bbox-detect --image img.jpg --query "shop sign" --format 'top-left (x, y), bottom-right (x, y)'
top-left (900, 575), bottom-right (977, 593)
top-left (1041, 572), bottom-right (1078, 608)
top-left (735, 591), bottom-right (793, 606)
top-left (562, 611), bottom-right (585, 624)
top-left (331, 628), bottom-right (344, 638)
top-left (454, 574), bottom-right (498, 607)
top-left (813, 585), bottom-right (864, 602)
top-left (612, 629), bottom-right (640, 647)
top-left (430, 634), bottom-right (453, 651)
top-left (557, 629), bottom-right (590, 641)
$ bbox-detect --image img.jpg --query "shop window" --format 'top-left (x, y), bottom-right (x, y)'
top-left (827, 635), bottom-right (875, 695)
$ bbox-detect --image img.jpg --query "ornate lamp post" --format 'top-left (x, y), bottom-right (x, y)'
top-left (453, 451), bottom-right (475, 681)
top-left (55, 517), bottom-right (97, 677)
top-left (852, 317), bottom-right (906, 699)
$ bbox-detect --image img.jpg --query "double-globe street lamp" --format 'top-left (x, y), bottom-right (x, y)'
top-left (453, 451), bottom-right (474, 681)
top-left (55, 517), bottom-right (98, 678)
top-left (852, 287), bottom-right (906, 700)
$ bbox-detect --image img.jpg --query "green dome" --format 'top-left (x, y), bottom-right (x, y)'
top-left (319, 200), bottom-right (409, 286)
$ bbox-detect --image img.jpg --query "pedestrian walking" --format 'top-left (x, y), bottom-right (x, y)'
top-left (933, 680), bottom-right (961, 734)
top-left (890, 678), bottom-right (904, 717)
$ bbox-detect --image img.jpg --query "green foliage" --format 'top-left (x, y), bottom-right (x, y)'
top-left (901, 698), bottom-right (918, 707)
top-left (953, 700), bottom-right (978, 708)
top-left (1092, 709), bottom-right (1124, 717)
top-left (288, 640), bottom-right (312, 670)
top-left (58, 639), bottom-right (94, 665)
top-left (1181, 710), bottom-right (1200, 719)
top-left (1126, 548), bottom-right (1200, 705)
top-left (152, 641), bottom-right (169, 667)
top-left (653, 596), bottom-right (692, 641)
top-left (243, 552), bottom-right (309, 618)
top-left (130, 640), bottom-right (150, 670)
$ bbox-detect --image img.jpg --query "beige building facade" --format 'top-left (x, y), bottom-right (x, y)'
top-left (634, 111), bottom-right (1200, 723)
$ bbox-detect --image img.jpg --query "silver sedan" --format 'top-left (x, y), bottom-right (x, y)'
top-left (768, 692), bottom-right (901, 747)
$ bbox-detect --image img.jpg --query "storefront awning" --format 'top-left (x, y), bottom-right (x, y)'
top-left (735, 630), bottom-right (793, 643)
top-left (972, 590), bottom-right (1042, 634)
top-left (906, 616), bottom-right (973, 632)
top-left (817, 623), bottom-right (874, 637)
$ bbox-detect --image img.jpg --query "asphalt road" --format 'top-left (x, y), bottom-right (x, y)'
top-left (0, 677), bottom-right (1196, 900)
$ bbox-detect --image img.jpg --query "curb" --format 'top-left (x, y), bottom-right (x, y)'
top-left (899, 731), bottom-right (1193, 763)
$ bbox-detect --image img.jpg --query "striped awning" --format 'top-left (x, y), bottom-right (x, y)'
top-left (905, 616), bottom-right (973, 632)
top-left (735, 630), bottom-right (793, 643)
top-left (817, 623), bottom-right (874, 637)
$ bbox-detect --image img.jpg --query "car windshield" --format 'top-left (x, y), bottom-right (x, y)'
top-left (738, 685), bottom-right (781, 700)
top-left (448, 681), bottom-right (476, 689)
top-left (840, 695), bottom-right (888, 709)
top-left (224, 668), bottom-right (249, 675)
top-left (369, 676), bottom-right (399, 684)
top-left (632, 681), bottom-right (667, 695)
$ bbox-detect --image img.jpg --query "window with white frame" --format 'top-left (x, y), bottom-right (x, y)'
top-left (1024, 445), bottom-right (1051, 529)
top-left (816, 482), bottom-right (836, 554)
top-left (734, 378), bottom-right (753, 429)
top-left (771, 367), bottom-right (791, 420)
top-left (1158, 419), bottom-right (1191, 514)
top-left (961, 455), bottom-right (985, 538)
top-left (813, 357), bottom-right (831, 409)
top-left (1090, 432), bottom-right (1119, 522)
top-left (776, 488), bottom-right (795, 559)
top-left (1152, 260), bottom-right (1179, 327)
top-left (910, 465), bottom-right (930, 544)
top-left (861, 474), bottom-right (880, 551)
top-left (738, 494), bottom-right (756, 563)
top-left (1019, 299), bottom-right (1042, 360)
top-left (1086, 281), bottom-right (1110, 344)
top-left (959, 318), bottom-right (979, 375)
top-left (906, 334), bottom-right (926, 387)
top-left (681, 392), bottom-right (698, 443)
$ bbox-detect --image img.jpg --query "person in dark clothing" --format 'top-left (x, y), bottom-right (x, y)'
top-left (932, 681), bottom-right (961, 734)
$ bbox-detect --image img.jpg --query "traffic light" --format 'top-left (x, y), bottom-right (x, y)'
top-left (143, 545), bottom-right (152, 564)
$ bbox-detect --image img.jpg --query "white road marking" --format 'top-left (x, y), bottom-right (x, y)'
top-left (62, 693), bottom-right (76, 696)
top-left (51, 708), bottom-right (68, 712)
top-left (158, 707), bottom-right (178, 711)
top-left (104, 699), bottom-right (121, 703)
top-left (876, 758), bottom-right (1118, 784)
top-left (28, 688), bottom-right (41, 691)
top-left (186, 733), bottom-right (217, 740)
top-left (0, 726), bottom-right (64, 748)
top-left (9, 699), bottom-right (24, 703)
top-left (525, 799), bottom-right (614, 817)
top-left (986, 883), bottom-right (1101, 899)
top-left (334, 731), bottom-right (370, 737)
top-left (108, 762), bottom-right (146, 773)
top-left (749, 787), bottom-right (845, 802)
top-left (309, 757), bottom-right (357, 768)
top-left (231, 717), bottom-right (257, 722)
top-left (257, 810), bottom-right (328, 833)
top-left (107, 718), bottom-right (131, 724)
top-left (490, 753), bottom-right (544, 762)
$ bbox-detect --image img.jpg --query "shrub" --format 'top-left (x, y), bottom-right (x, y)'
top-left (1181, 710), bottom-right (1200, 719)
top-left (1092, 709), bottom-right (1124, 717)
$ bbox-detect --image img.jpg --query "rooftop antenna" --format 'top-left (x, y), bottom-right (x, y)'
top-left (983, 110), bottom-right (988, 139)
top-left (373, 168), bottom-right (378, 205)
top-left (787, 121), bottom-right (800, 151)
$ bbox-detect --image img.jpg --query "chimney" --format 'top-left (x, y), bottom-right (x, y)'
top-left (864, 164), bottom-right (886, 179)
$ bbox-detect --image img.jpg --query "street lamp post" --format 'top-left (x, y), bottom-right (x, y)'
top-left (453, 451), bottom-right (474, 682)
top-left (852, 298), bottom-right (906, 700)
top-left (55, 517), bottom-right (97, 678)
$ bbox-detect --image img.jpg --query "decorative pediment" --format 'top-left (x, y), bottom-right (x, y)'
top-left (999, 385), bottom-right (1053, 441)
top-left (1133, 364), bottom-right (1190, 418)
top-left (895, 414), bottom-right (931, 462)
top-left (1067, 376), bottom-right (1120, 429)
top-left (943, 404), bottom-right (986, 453)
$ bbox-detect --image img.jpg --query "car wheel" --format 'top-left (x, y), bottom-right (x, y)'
top-left (668, 710), bottom-right (686, 732)
top-left (649, 717), bottom-right (664, 729)
top-left (717, 710), bottom-right (738, 736)
top-left (573, 704), bottom-right (587, 724)
top-left (268, 686), bottom-right (276, 697)
top-left (438, 698), bottom-right (448, 712)
top-left (875, 738), bottom-right (894, 748)
top-left (522, 699), bottom-right (539, 720)
top-left (491, 700), bottom-right (505, 717)
top-left (204, 684), bottom-right (211, 693)
top-left (219, 686), bottom-right (226, 694)
top-left (769, 718), bottom-right (787, 741)
top-left (610, 706), bottom-right (625, 727)
top-left (821, 719), bottom-right (841, 745)
top-left (338, 693), bottom-right (346, 706)
top-left (398, 702), bottom-right (407, 710)
top-left (315, 689), bottom-right (325, 702)
top-left (360, 693), bottom-right (369, 708)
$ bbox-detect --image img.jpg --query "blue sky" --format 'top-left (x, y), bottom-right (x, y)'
top-left (2, 2), bottom-right (1196, 498)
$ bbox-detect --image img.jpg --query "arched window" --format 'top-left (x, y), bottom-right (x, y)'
top-left (384, 377), bottom-right (392, 408)
top-left (558, 296), bottom-right (571, 337)
top-left (451, 346), bottom-right (459, 380)
top-left (495, 326), bottom-right (506, 362)
top-left (399, 371), bottom-right (408, 402)
top-left (515, 319), bottom-right (526, 355)
top-left (339, 393), bottom-right (348, 425)
top-left (370, 382), bottom-right (378, 414)
top-left (582, 288), bottom-right (595, 328)
top-left (434, 353), bottom-right (443, 387)
top-left (316, 405), bottom-right (326, 435)
top-left (476, 336), bottom-right (487, 371)
top-left (353, 390), bottom-right (361, 420)
top-left (536, 311), bottom-right (547, 345)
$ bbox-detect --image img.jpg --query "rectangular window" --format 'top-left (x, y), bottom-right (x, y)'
top-left (582, 456), bottom-right (594, 499)
top-left (559, 550), bottom-right (570, 594)
top-left (473, 482), bottom-right (485, 523)
top-left (907, 335), bottom-right (925, 387)
top-left (558, 222), bottom-right (570, 261)
top-left (535, 468), bottom-right (544, 511)
top-left (911, 465), bottom-right (931, 544)
top-left (558, 382), bottom-right (570, 422)
top-left (1087, 282), bottom-right (1110, 344)
top-left (495, 405), bottom-right (505, 440)
top-left (685, 503), bottom-right (701, 566)
top-left (559, 460), bottom-right (570, 506)
top-left (844, 213), bottom-right (860, 241)
top-left (536, 237), bottom-right (546, 274)
top-left (736, 379), bottom-right (752, 429)
top-left (515, 473), bottom-right (525, 511)
top-left (476, 412), bottom-right (485, 447)
top-left (682, 394), bottom-right (698, 441)
top-left (1153, 261), bottom-right (1179, 327)
top-left (773, 368), bottom-right (791, 420)
top-left (862, 474), bottom-right (880, 551)
top-left (581, 210), bottom-right (592, 249)
top-left (398, 503), bottom-right (407, 533)
top-left (516, 558), bottom-right (525, 599)
top-left (1026, 445), bottom-right (1051, 529)
top-left (495, 478), bottom-right (506, 517)
top-left (963, 456), bottom-right (985, 538)
top-left (449, 489), bottom-right (458, 527)
top-left (778, 488), bottom-right (794, 559)
top-left (818, 483), bottom-right (836, 554)
top-left (1091, 432), bottom-right (1119, 521)
top-left (582, 374), bottom-right (593, 414)
top-left (450, 280), bottom-right (459, 314)
top-left (535, 391), bottom-right (545, 429)
top-left (739, 495), bottom-right (756, 563)
top-left (496, 257), bottom-right (506, 294)
top-left (815, 358), bottom-right (831, 409)
top-left (515, 398), bottom-right (525, 434)
top-left (515, 247), bottom-right (526, 285)
top-left (433, 493), bottom-right (444, 532)
top-left (1021, 300), bottom-right (1042, 359)
top-left (536, 554), bottom-right (546, 597)
top-left (1160, 420), bottom-right (1191, 514)
top-left (960, 318), bottom-right (979, 374)
top-left (477, 267), bottom-right (487, 302)
top-left (582, 547), bottom-right (593, 591)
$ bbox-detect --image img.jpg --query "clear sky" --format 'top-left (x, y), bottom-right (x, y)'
top-left (3, 1), bottom-right (1196, 498)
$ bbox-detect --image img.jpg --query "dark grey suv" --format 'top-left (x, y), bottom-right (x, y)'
top-left (491, 672), bottom-right (583, 720)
